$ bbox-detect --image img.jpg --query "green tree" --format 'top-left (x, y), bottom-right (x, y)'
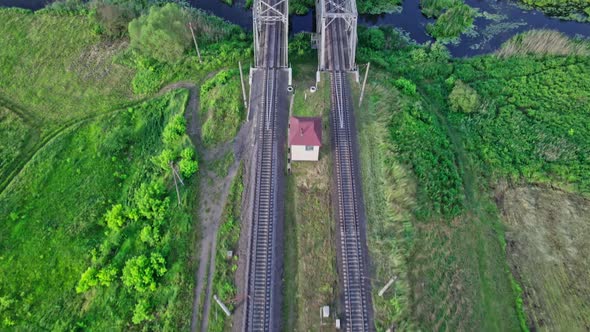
top-left (96, 266), bottom-right (118, 287)
top-left (162, 115), bottom-right (186, 146)
top-left (179, 147), bottom-right (199, 178)
top-left (104, 204), bottom-right (126, 231)
top-left (366, 28), bottom-right (386, 50)
top-left (449, 80), bottom-right (479, 113)
top-left (135, 179), bottom-right (169, 222)
top-left (128, 3), bottom-right (191, 63)
top-left (121, 253), bottom-right (167, 293)
top-left (394, 78), bottom-right (417, 96)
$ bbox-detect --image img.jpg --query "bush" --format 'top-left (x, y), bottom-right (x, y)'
top-left (135, 179), bottom-right (169, 222)
top-left (121, 253), bottom-right (167, 293)
top-left (449, 80), bottom-right (479, 113)
top-left (96, 266), bottom-right (118, 286)
top-left (179, 148), bottom-right (199, 178)
top-left (94, 3), bottom-right (137, 38)
top-left (76, 267), bottom-right (98, 293)
top-left (132, 298), bottom-right (154, 324)
top-left (104, 204), bottom-right (126, 231)
top-left (162, 115), bottom-right (186, 146)
top-left (128, 3), bottom-right (191, 63)
top-left (394, 78), bottom-right (417, 96)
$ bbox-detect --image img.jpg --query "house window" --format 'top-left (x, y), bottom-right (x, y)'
top-left (305, 146), bottom-right (314, 151)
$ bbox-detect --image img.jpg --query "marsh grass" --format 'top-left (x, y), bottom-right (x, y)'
top-left (497, 29), bottom-right (590, 58)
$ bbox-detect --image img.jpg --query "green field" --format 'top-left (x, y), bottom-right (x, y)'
top-left (356, 27), bottom-right (590, 331)
top-left (0, 4), bottom-right (249, 329)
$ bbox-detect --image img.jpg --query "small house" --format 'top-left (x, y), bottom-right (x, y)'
top-left (289, 116), bottom-right (322, 161)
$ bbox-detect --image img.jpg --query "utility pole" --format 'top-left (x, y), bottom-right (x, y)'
top-left (359, 62), bottom-right (370, 107)
top-left (188, 22), bottom-right (202, 63)
top-left (239, 61), bottom-right (248, 112)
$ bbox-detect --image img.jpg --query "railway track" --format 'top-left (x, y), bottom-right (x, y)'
top-left (328, 10), bottom-right (373, 332)
top-left (245, 3), bottom-right (283, 330)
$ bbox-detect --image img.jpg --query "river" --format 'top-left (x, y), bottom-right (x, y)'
top-left (1, 0), bottom-right (588, 57)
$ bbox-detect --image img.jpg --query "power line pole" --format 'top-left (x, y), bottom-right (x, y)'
top-left (188, 22), bottom-right (202, 63)
top-left (170, 162), bottom-right (182, 205)
top-left (359, 62), bottom-right (370, 107)
top-left (238, 61), bottom-right (248, 112)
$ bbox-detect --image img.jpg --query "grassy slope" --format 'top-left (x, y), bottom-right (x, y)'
top-left (0, 90), bottom-right (197, 329)
top-left (282, 60), bottom-right (339, 331)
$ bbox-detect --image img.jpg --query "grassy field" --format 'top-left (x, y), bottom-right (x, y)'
top-left (500, 185), bottom-right (590, 331)
top-left (282, 60), bottom-right (339, 331)
top-left (0, 4), bottom-right (250, 330)
top-left (0, 90), bottom-right (199, 329)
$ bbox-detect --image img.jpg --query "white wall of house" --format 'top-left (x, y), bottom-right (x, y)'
top-left (291, 145), bottom-right (320, 161)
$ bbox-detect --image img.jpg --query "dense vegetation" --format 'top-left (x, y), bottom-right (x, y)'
top-left (0, 2), bottom-right (250, 329)
top-left (356, 26), bottom-right (590, 331)
top-left (520, 0), bottom-right (590, 22)
top-left (200, 69), bottom-right (245, 146)
top-left (420, 0), bottom-right (476, 40)
top-left (289, 0), bottom-right (401, 15)
top-left (0, 90), bottom-right (198, 329)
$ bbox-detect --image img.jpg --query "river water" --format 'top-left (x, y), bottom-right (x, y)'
top-left (1, 0), bottom-right (588, 56)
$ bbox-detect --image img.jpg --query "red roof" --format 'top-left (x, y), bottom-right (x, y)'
top-left (289, 116), bottom-right (322, 147)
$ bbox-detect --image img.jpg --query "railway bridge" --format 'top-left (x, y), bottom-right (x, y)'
top-left (242, 0), bottom-right (372, 330)
top-left (243, 0), bottom-right (289, 331)
top-left (316, 0), bottom-right (374, 331)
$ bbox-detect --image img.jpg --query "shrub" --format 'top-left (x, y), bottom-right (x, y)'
top-left (121, 253), bottom-right (167, 293)
top-left (162, 115), bottom-right (186, 146)
top-left (104, 204), bottom-right (126, 231)
top-left (449, 80), bottom-right (479, 113)
top-left (94, 3), bottom-right (136, 38)
top-left (179, 147), bottom-right (199, 178)
top-left (96, 266), bottom-right (118, 287)
top-left (76, 267), bottom-right (98, 293)
top-left (132, 298), bottom-right (154, 324)
top-left (128, 3), bottom-right (191, 63)
top-left (135, 179), bottom-right (169, 222)
top-left (394, 78), bottom-right (417, 96)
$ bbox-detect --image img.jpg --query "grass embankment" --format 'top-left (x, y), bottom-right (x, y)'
top-left (420, 0), bottom-right (476, 40)
top-left (282, 59), bottom-right (339, 331)
top-left (208, 163), bottom-right (244, 332)
top-left (0, 90), bottom-right (199, 329)
top-left (200, 69), bottom-right (245, 147)
top-left (357, 27), bottom-right (590, 330)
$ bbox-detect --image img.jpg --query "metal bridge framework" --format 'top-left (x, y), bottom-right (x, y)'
top-left (253, 0), bottom-right (289, 68)
top-left (316, 0), bottom-right (358, 72)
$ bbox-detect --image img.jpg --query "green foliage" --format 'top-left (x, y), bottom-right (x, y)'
top-left (179, 147), bottom-right (199, 178)
top-left (420, 0), bottom-right (461, 17)
top-left (393, 78), bottom-right (417, 96)
top-left (104, 203), bottom-right (126, 231)
top-left (96, 266), bottom-right (118, 287)
top-left (122, 253), bottom-right (167, 293)
top-left (290, 0), bottom-right (315, 14)
top-left (132, 298), bottom-right (154, 324)
top-left (135, 178), bottom-right (169, 222)
top-left (391, 100), bottom-right (464, 217)
top-left (0, 108), bottom-right (30, 184)
top-left (128, 3), bottom-right (191, 64)
top-left (426, 3), bottom-right (476, 40)
top-left (357, 0), bottom-right (402, 14)
top-left (93, 2), bottom-right (137, 38)
top-left (162, 115), bottom-right (186, 146)
top-left (520, 0), bottom-right (590, 21)
top-left (449, 80), bottom-right (479, 113)
top-left (200, 69), bottom-right (245, 146)
top-left (289, 33), bottom-right (313, 58)
top-left (76, 267), bottom-right (98, 293)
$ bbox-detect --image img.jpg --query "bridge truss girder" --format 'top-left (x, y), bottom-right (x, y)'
top-left (316, 0), bottom-right (357, 72)
top-left (253, 0), bottom-right (288, 68)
